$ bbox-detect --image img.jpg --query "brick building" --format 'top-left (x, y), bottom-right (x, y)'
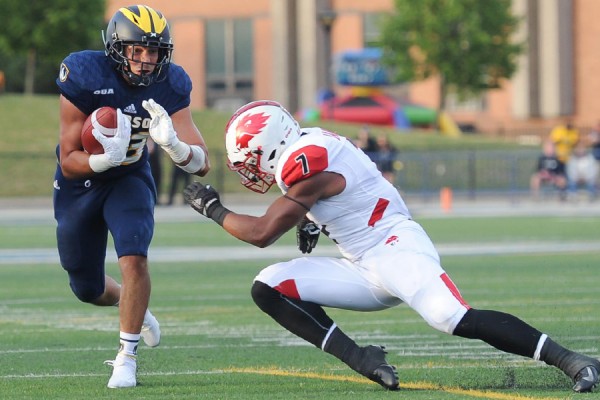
top-left (107, 0), bottom-right (600, 136)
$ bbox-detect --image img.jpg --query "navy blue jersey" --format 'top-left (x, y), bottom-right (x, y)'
top-left (56, 50), bottom-right (192, 179)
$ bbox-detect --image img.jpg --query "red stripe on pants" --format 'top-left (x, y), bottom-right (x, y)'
top-left (274, 279), bottom-right (300, 299)
top-left (441, 273), bottom-right (471, 309)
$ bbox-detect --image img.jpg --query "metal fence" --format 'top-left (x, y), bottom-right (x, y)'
top-left (388, 149), bottom-right (540, 201)
top-left (1, 149), bottom-right (542, 200)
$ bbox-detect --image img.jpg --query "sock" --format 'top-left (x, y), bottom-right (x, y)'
top-left (453, 308), bottom-right (542, 357)
top-left (251, 280), bottom-right (334, 347)
top-left (119, 331), bottom-right (140, 356)
top-left (322, 326), bottom-right (361, 366)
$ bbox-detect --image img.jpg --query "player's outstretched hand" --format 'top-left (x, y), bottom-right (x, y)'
top-left (142, 98), bottom-right (178, 148)
top-left (297, 217), bottom-right (320, 254)
top-left (91, 108), bottom-right (131, 166)
top-left (183, 182), bottom-right (231, 226)
top-left (142, 98), bottom-right (192, 165)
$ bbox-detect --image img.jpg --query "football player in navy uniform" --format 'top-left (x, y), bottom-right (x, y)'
top-left (184, 100), bottom-right (600, 393)
top-left (53, 5), bottom-right (209, 388)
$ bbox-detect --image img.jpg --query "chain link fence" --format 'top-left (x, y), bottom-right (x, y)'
top-left (0, 149), bottom-right (541, 201)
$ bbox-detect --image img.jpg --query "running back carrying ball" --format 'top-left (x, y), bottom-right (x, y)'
top-left (81, 107), bottom-right (118, 154)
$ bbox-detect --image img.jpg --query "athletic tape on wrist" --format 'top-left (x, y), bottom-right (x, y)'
top-left (164, 140), bottom-right (191, 164)
top-left (178, 145), bottom-right (206, 173)
top-left (89, 154), bottom-right (116, 173)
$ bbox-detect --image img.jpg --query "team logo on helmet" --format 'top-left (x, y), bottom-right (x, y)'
top-left (235, 112), bottom-right (269, 149)
top-left (119, 5), bottom-right (168, 34)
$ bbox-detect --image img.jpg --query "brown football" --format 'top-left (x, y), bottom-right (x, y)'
top-left (81, 107), bottom-right (118, 154)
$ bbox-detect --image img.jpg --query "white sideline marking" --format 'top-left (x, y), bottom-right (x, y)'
top-left (1, 241), bottom-right (600, 264)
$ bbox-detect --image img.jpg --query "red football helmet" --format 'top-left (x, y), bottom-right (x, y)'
top-left (225, 100), bottom-right (301, 193)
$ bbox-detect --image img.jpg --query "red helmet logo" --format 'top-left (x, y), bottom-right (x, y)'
top-left (235, 112), bottom-right (270, 149)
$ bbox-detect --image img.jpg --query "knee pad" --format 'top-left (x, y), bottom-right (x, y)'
top-left (70, 282), bottom-right (103, 303)
top-left (251, 280), bottom-right (279, 312)
top-left (412, 289), bottom-right (469, 334)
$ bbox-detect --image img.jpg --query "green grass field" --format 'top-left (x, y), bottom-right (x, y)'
top-left (1, 214), bottom-right (599, 399)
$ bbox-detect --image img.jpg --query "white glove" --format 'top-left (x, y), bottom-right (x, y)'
top-left (88, 108), bottom-right (131, 173)
top-left (142, 98), bottom-right (190, 164)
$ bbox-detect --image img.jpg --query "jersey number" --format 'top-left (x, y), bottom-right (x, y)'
top-left (294, 153), bottom-right (309, 175)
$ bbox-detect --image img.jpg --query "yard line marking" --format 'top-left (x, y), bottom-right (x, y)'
top-left (225, 367), bottom-right (562, 400)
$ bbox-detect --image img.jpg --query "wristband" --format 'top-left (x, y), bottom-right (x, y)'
top-left (164, 140), bottom-right (191, 164)
top-left (89, 154), bottom-right (117, 173)
top-left (209, 204), bottom-right (231, 226)
top-left (178, 145), bottom-right (206, 173)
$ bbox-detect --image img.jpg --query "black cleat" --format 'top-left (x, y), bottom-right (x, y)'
top-left (573, 365), bottom-right (599, 393)
top-left (355, 345), bottom-right (400, 390)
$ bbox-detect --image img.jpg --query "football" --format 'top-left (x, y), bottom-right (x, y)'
top-left (81, 107), bottom-right (118, 154)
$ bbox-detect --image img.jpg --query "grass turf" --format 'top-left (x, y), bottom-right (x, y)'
top-left (0, 215), bottom-right (599, 399)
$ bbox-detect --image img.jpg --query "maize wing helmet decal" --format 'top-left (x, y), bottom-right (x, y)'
top-left (119, 5), bottom-right (168, 35)
top-left (235, 112), bottom-right (270, 149)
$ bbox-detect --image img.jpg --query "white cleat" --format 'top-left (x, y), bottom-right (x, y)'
top-left (105, 352), bottom-right (137, 388)
top-left (141, 309), bottom-right (161, 347)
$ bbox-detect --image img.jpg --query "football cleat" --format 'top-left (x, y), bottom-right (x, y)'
top-left (573, 364), bottom-right (600, 393)
top-left (354, 345), bottom-right (400, 390)
top-left (141, 309), bottom-right (161, 347)
top-left (105, 352), bottom-right (137, 388)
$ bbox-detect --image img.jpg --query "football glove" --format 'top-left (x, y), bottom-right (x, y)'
top-left (89, 108), bottom-right (131, 173)
top-left (297, 218), bottom-right (320, 254)
top-left (142, 98), bottom-right (191, 164)
top-left (183, 182), bottom-right (231, 226)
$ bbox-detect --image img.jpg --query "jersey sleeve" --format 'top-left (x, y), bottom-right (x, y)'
top-left (56, 51), bottom-right (102, 115)
top-left (280, 145), bottom-right (329, 187)
top-left (162, 63), bottom-right (192, 115)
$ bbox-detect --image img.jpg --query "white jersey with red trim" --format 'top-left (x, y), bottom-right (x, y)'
top-left (275, 127), bottom-right (411, 260)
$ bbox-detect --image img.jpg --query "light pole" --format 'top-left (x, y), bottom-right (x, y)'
top-left (318, 9), bottom-right (337, 120)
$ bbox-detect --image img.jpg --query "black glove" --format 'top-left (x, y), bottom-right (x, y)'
top-left (296, 218), bottom-right (320, 254)
top-left (183, 182), bottom-right (231, 226)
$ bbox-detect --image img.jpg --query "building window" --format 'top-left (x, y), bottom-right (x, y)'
top-left (363, 13), bottom-right (383, 48)
top-left (445, 92), bottom-right (486, 112)
top-left (205, 18), bottom-right (253, 111)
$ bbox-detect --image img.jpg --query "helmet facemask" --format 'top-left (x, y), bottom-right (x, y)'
top-left (228, 150), bottom-right (277, 194)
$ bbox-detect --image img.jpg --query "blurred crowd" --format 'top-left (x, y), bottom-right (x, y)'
top-left (354, 125), bottom-right (398, 183)
top-left (530, 119), bottom-right (600, 202)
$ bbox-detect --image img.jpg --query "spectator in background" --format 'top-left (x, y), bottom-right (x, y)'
top-left (530, 140), bottom-right (567, 200)
top-left (147, 138), bottom-right (163, 205)
top-left (375, 134), bottom-right (397, 183)
top-left (566, 141), bottom-right (598, 201)
top-left (587, 120), bottom-right (600, 164)
top-left (354, 125), bottom-right (379, 161)
top-left (167, 160), bottom-right (191, 205)
top-left (550, 119), bottom-right (580, 164)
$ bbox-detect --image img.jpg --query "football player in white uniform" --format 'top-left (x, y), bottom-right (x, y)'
top-left (184, 100), bottom-right (599, 392)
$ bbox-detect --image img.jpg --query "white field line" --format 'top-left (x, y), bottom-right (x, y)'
top-left (1, 241), bottom-right (600, 264)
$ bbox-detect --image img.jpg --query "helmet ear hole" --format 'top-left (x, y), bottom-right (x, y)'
top-left (267, 150), bottom-right (277, 162)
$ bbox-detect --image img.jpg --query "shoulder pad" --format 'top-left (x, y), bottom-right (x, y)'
top-left (166, 63), bottom-right (192, 97)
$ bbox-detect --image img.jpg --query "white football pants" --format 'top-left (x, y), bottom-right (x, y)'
top-left (255, 219), bottom-right (469, 334)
